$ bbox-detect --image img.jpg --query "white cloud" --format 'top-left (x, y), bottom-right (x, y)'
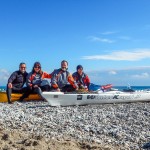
top-left (88, 36), bottom-right (115, 43)
top-left (86, 67), bottom-right (150, 85)
top-left (131, 72), bottom-right (149, 79)
top-left (101, 31), bottom-right (117, 35)
top-left (118, 36), bottom-right (131, 40)
top-left (82, 49), bottom-right (150, 61)
top-left (0, 69), bottom-right (10, 75)
top-left (109, 70), bottom-right (117, 75)
top-left (86, 66), bottom-right (150, 73)
top-left (0, 69), bottom-right (10, 85)
top-left (119, 66), bottom-right (150, 71)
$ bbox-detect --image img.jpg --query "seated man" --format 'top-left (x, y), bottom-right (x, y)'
top-left (51, 60), bottom-right (78, 92)
top-left (72, 65), bottom-right (90, 91)
top-left (6, 62), bottom-right (28, 104)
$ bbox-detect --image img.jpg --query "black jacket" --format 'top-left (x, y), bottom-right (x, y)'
top-left (7, 71), bottom-right (28, 88)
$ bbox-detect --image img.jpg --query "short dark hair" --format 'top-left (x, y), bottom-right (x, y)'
top-left (77, 65), bottom-right (83, 70)
top-left (61, 60), bottom-right (68, 65)
top-left (32, 62), bottom-right (42, 73)
top-left (33, 62), bottom-right (41, 67)
top-left (19, 62), bottom-right (26, 67)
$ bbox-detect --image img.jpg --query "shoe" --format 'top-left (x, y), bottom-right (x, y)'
top-left (18, 99), bottom-right (24, 102)
top-left (42, 98), bottom-right (47, 102)
top-left (18, 97), bottom-right (24, 102)
top-left (8, 101), bottom-right (13, 104)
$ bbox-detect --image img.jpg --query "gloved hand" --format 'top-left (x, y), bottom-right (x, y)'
top-left (80, 85), bottom-right (85, 89)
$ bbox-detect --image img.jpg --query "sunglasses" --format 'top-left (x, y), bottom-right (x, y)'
top-left (20, 67), bottom-right (26, 69)
top-left (34, 66), bottom-right (41, 69)
top-left (78, 68), bottom-right (83, 70)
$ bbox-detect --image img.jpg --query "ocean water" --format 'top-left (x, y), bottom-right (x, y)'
top-left (114, 86), bottom-right (150, 91)
top-left (89, 83), bottom-right (150, 91)
top-left (0, 86), bottom-right (6, 91)
top-left (1, 85), bottom-right (150, 91)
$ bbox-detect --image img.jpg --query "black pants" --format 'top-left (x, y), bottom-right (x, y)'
top-left (61, 85), bottom-right (76, 92)
top-left (6, 86), bottom-right (28, 103)
top-left (20, 85), bottom-right (50, 101)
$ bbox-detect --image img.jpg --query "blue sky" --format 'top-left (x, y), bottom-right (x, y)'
top-left (1, 0), bottom-right (150, 86)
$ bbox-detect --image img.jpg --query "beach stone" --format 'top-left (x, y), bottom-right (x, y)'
top-left (0, 101), bottom-right (150, 149)
top-left (20, 148), bottom-right (26, 150)
top-left (1, 134), bottom-right (9, 141)
top-left (24, 139), bottom-right (32, 146)
top-left (142, 142), bottom-right (150, 149)
top-left (32, 140), bottom-right (39, 146)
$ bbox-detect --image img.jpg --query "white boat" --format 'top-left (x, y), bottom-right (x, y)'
top-left (42, 90), bottom-right (150, 106)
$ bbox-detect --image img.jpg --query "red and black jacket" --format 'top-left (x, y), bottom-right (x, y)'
top-left (72, 72), bottom-right (90, 90)
top-left (27, 71), bottom-right (51, 87)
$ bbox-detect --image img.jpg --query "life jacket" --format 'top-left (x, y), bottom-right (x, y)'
top-left (28, 72), bottom-right (51, 87)
top-left (51, 69), bottom-right (77, 89)
top-left (72, 72), bottom-right (90, 88)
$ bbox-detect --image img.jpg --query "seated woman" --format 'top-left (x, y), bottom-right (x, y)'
top-left (20, 62), bottom-right (51, 101)
top-left (72, 65), bottom-right (90, 91)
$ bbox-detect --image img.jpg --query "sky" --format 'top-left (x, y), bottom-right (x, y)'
top-left (1, 0), bottom-right (150, 86)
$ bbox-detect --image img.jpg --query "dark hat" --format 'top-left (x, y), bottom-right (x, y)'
top-left (34, 62), bottom-right (41, 67)
top-left (77, 65), bottom-right (83, 70)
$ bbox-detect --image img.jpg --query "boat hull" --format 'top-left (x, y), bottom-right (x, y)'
top-left (0, 92), bottom-right (41, 102)
top-left (42, 91), bottom-right (150, 106)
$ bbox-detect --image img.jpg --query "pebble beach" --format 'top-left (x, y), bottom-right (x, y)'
top-left (0, 101), bottom-right (150, 150)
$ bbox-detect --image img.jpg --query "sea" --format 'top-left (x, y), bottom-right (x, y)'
top-left (1, 85), bottom-right (150, 91)
top-left (0, 86), bottom-right (6, 91)
top-left (114, 86), bottom-right (150, 91)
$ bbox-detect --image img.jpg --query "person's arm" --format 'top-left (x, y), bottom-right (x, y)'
top-left (72, 72), bottom-right (77, 81)
top-left (85, 75), bottom-right (90, 90)
top-left (7, 72), bottom-right (17, 88)
top-left (68, 73), bottom-right (78, 89)
top-left (42, 72), bottom-right (52, 79)
top-left (51, 73), bottom-right (59, 89)
top-left (26, 73), bottom-right (33, 89)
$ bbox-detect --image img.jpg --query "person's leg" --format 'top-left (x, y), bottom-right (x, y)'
top-left (6, 86), bottom-right (21, 103)
top-left (19, 87), bottom-right (32, 102)
top-left (61, 85), bottom-right (75, 92)
top-left (40, 85), bottom-right (50, 92)
top-left (34, 87), bottom-right (46, 100)
top-left (6, 86), bottom-right (12, 104)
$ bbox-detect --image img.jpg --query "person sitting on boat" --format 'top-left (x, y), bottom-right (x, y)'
top-left (6, 62), bottom-right (28, 104)
top-left (72, 65), bottom-right (90, 91)
top-left (51, 60), bottom-right (78, 92)
top-left (20, 62), bottom-right (52, 101)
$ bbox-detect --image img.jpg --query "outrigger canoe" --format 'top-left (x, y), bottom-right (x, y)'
top-left (0, 91), bottom-right (41, 102)
top-left (1, 88), bottom-right (150, 106)
top-left (0, 83), bottom-right (113, 103)
top-left (41, 90), bottom-right (150, 106)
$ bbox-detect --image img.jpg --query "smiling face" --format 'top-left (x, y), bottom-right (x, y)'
top-left (77, 68), bottom-right (83, 75)
top-left (19, 64), bottom-right (26, 73)
top-left (61, 61), bottom-right (68, 71)
top-left (34, 65), bottom-right (41, 73)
